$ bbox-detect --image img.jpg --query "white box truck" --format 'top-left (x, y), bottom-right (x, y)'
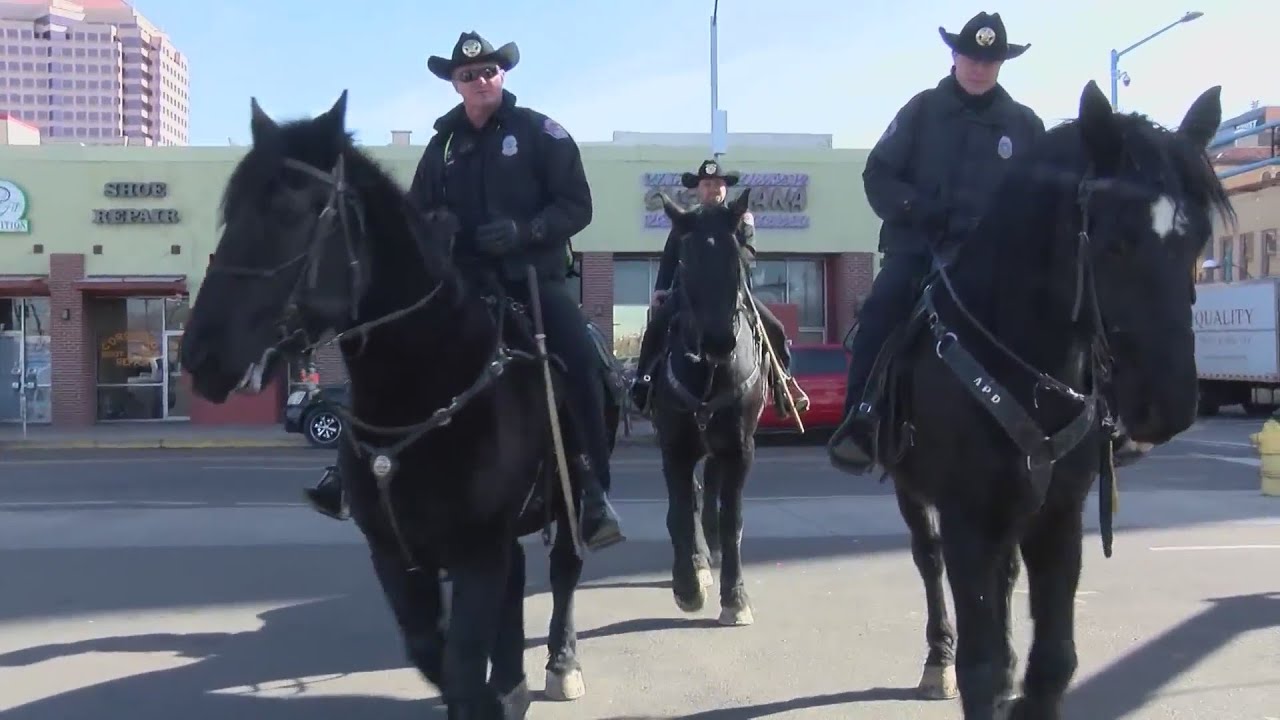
top-left (1193, 278), bottom-right (1280, 416)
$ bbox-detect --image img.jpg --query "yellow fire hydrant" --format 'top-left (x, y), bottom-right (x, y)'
top-left (1248, 418), bottom-right (1280, 497)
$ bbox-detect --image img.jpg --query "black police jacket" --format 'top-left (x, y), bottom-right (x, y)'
top-left (652, 204), bottom-right (755, 292)
top-left (863, 73), bottom-right (1045, 254)
top-left (408, 89), bottom-right (592, 282)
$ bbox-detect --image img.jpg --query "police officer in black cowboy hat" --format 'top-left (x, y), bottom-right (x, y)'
top-left (628, 159), bottom-right (805, 418)
top-left (302, 31), bottom-right (624, 551)
top-left (827, 12), bottom-right (1047, 473)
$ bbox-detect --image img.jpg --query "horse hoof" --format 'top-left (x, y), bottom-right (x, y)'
top-left (717, 604), bottom-right (754, 626)
top-left (674, 588), bottom-right (706, 613)
top-left (916, 663), bottom-right (958, 700)
top-left (696, 567), bottom-right (714, 588)
top-left (543, 667), bottom-right (585, 701)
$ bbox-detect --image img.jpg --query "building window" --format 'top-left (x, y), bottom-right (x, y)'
top-left (90, 297), bottom-right (191, 421)
top-left (612, 256), bottom-right (662, 361)
top-left (750, 256), bottom-right (827, 343)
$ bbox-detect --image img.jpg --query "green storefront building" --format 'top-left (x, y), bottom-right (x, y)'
top-left (0, 141), bottom-right (880, 426)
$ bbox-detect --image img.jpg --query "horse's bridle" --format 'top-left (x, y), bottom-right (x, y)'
top-left (918, 167), bottom-right (1117, 509)
top-left (660, 240), bottom-right (764, 431)
top-left (204, 153), bottom-right (532, 570)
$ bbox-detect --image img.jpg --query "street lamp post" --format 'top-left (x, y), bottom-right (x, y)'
top-left (1109, 11), bottom-right (1204, 110)
top-left (709, 0), bottom-right (727, 159)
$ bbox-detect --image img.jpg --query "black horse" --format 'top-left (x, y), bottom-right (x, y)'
top-left (843, 81), bottom-right (1232, 720)
top-left (647, 190), bottom-right (769, 626)
top-left (180, 91), bottom-right (622, 719)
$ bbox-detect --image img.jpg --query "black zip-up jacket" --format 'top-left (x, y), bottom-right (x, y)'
top-left (408, 89), bottom-right (592, 282)
top-left (864, 72), bottom-right (1045, 254)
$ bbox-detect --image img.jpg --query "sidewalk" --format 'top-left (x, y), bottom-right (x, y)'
top-left (0, 417), bottom-right (656, 451)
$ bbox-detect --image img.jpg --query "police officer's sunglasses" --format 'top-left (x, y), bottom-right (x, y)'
top-left (455, 65), bottom-right (500, 84)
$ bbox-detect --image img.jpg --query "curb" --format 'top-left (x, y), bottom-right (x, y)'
top-left (0, 438), bottom-right (308, 451)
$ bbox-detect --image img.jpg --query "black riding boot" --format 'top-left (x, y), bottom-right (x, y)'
top-left (630, 302), bottom-right (676, 415)
top-left (827, 370), bottom-right (878, 475)
top-left (304, 465), bottom-right (349, 520)
top-left (756, 305), bottom-right (809, 417)
top-left (572, 453), bottom-right (625, 551)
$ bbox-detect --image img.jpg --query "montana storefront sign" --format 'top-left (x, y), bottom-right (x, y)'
top-left (92, 181), bottom-right (181, 225)
top-left (0, 179), bottom-right (31, 233)
top-left (641, 171), bottom-right (810, 229)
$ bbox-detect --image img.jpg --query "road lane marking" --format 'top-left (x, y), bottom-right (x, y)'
top-left (1149, 544), bottom-right (1280, 552)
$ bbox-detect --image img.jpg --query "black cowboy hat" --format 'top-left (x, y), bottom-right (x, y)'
top-left (938, 12), bottom-right (1029, 62)
top-left (680, 159), bottom-right (740, 189)
top-left (427, 31), bottom-right (520, 81)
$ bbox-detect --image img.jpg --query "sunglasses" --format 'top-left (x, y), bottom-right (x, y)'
top-left (455, 65), bottom-right (499, 84)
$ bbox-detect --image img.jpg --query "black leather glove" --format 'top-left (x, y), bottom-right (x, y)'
top-left (474, 218), bottom-right (525, 257)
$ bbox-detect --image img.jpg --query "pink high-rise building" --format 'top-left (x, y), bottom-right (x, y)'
top-left (0, 0), bottom-right (188, 145)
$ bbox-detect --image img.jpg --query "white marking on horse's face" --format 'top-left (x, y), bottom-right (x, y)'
top-left (706, 234), bottom-right (716, 246)
top-left (1149, 195), bottom-right (1186, 240)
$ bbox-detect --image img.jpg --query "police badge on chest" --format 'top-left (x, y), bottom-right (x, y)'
top-left (997, 135), bottom-right (1013, 159)
top-left (502, 134), bottom-right (518, 157)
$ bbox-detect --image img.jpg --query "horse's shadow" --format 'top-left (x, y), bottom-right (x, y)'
top-left (0, 595), bottom-right (439, 720)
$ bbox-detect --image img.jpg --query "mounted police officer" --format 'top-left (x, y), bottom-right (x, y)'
top-left (304, 31), bottom-right (624, 552)
top-left (628, 159), bottom-right (802, 418)
top-left (827, 12), bottom-right (1046, 473)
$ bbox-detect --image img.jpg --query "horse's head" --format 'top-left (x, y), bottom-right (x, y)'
top-left (1051, 81), bottom-right (1231, 443)
top-left (181, 90), bottom-right (455, 404)
top-left (661, 188), bottom-right (753, 364)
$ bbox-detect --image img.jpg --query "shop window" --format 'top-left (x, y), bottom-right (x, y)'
top-left (750, 256), bottom-right (827, 343)
top-left (90, 296), bottom-right (190, 421)
top-left (611, 256), bottom-right (662, 364)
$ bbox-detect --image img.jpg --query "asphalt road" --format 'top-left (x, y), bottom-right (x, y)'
top-left (0, 416), bottom-right (1276, 719)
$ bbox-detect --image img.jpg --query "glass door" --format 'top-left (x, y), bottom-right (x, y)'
top-left (1, 298), bottom-right (52, 424)
top-left (164, 330), bottom-right (190, 419)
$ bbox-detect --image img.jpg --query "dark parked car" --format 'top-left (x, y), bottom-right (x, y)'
top-left (284, 382), bottom-right (349, 448)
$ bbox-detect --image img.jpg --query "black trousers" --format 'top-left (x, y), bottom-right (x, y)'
top-left (509, 279), bottom-right (613, 492)
top-left (842, 251), bottom-right (932, 415)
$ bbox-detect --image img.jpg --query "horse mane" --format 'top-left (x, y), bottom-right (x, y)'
top-left (952, 110), bottom-right (1234, 336)
top-left (219, 119), bottom-right (413, 245)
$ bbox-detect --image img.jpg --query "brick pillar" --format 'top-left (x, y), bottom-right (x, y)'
top-left (313, 344), bottom-right (348, 384)
top-left (48, 253), bottom-right (93, 426)
top-left (580, 252), bottom-right (614, 348)
top-left (828, 252), bottom-right (876, 343)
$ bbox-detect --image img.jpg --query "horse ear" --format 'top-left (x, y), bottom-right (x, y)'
top-left (1178, 86), bottom-right (1222, 149)
top-left (660, 192), bottom-right (689, 226)
top-left (1077, 80), bottom-right (1121, 168)
top-left (322, 89), bottom-right (349, 140)
top-left (729, 187), bottom-right (751, 217)
top-left (249, 97), bottom-right (278, 145)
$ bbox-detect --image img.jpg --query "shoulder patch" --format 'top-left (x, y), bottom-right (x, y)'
top-left (543, 118), bottom-right (570, 140)
top-left (880, 118), bottom-right (898, 142)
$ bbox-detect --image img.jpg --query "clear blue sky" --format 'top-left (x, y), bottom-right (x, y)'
top-left (128, 0), bottom-right (1266, 148)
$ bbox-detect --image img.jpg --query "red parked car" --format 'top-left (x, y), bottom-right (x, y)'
top-left (757, 343), bottom-right (851, 434)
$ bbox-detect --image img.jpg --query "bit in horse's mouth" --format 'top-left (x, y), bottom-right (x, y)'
top-left (235, 346), bottom-right (276, 394)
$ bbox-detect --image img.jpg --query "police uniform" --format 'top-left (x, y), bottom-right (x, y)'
top-left (828, 12), bottom-right (1046, 472)
top-left (629, 160), bottom-right (798, 417)
top-left (409, 32), bottom-right (622, 550)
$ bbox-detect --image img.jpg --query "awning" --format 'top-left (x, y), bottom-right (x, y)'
top-left (75, 274), bottom-right (188, 295)
top-left (0, 275), bottom-right (49, 295)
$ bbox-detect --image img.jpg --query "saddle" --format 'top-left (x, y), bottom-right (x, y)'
top-left (473, 285), bottom-right (618, 542)
top-left (855, 263), bottom-right (955, 470)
